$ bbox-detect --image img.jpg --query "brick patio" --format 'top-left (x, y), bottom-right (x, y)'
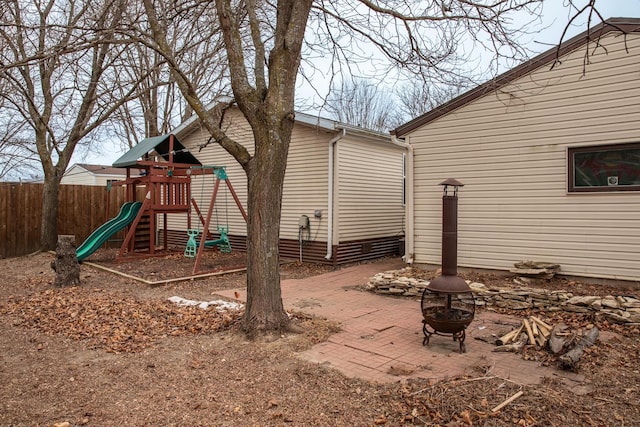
top-left (217, 259), bottom-right (586, 386)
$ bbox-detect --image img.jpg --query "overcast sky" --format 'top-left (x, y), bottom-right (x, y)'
top-left (534, 1), bottom-right (639, 46)
top-left (77, 1), bottom-right (640, 167)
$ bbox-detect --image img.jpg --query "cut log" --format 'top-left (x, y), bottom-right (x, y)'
top-left (523, 319), bottom-right (536, 346)
top-left (530, 316), bottom-right (552, 332)
top-left (531, 321), bottom-right (540, 337)
top-left (548, 323), bottom-right (569, 354)
top-left (535, 333), bottom-right (546, 347)
top-left (496, 324), bottom-right (523, 346)
top-left (537, 325), bottom-right (551, 339)
top-left (493, 333), bottom-right (528, 352)
top-left (559, 327), bottom-right (599, 370)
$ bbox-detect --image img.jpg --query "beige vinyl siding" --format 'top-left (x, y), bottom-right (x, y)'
top-left (281, 125), bottom-right (329, 242)
top-left (171, 109), bottom-right (330, 243)
top-left (61, 166), bottom-right (97, 186)
top-left (167, 111), bottom-right (251, 237)
top-left (62, 166), bottom-right (130, 187)
top-left (336, 137), bottom-right (405, 241)
top-left (409, 31), bottom-right (640, 281)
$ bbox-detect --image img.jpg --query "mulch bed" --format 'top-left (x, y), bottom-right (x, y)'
top-left (83, 247), bottom-right (248, 281)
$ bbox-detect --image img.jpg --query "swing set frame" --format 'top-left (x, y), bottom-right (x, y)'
top-left (109, 134), bottom-right (214, 262)
top-left (191, 166), bottom-right (247, 275)
top-left (107, 134), bottom-right (246, 276)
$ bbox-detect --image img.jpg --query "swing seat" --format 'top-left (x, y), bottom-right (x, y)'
top-left (204, 226), bottom-right (232, 252)
top-left (184, 229), bottom-right (200, 258)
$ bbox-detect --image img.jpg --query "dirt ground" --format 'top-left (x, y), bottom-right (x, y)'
top-left (1, 249), bottom-right (639, 426)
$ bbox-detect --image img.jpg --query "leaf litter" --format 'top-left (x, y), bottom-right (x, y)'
top-left (1, 251), bottom-right (639, 426)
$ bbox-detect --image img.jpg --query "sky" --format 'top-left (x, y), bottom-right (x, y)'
top-left (74, 0), bottom-right (640, 168)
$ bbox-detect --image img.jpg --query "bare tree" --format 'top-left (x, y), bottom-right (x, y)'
top-left (0, 0), bottom-right (139, 249)
top-left (110, 2), bottom-right (230, 148)
top-left (396, 81), bottom-right (468, 121)
top-left (324, 78), bottom-right (403, 132)
top-left (136, 0), bottom-right (558, 336)
top-left (0, 95), bottom-right (40, 180)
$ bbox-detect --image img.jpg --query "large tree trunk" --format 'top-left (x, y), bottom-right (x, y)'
top-left (242, 124), bottom-right (291, 335)
top-left (40, 176), bottom-right (62, 251)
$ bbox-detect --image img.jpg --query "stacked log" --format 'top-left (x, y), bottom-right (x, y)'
top-left (494, 316), bottom-right (552, 351)
top-left (493, 317), bottom-right (600, 370)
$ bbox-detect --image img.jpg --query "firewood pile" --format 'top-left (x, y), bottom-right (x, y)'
top-left (493, 316), bottom-right (599, 370)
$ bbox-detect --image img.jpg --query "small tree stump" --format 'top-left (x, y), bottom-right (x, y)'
top-left (51, 235), bottom-right (80, 287)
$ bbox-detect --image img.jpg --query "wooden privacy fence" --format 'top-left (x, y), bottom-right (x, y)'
top-left (0, 183), bottom-right (131, 258)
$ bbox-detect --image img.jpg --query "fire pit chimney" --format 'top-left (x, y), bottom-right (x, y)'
top-left (421, 179), bottom-right (475, 353)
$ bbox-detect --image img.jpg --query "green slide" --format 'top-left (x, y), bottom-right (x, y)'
top-left (76, 201), bottom-right (143, 261)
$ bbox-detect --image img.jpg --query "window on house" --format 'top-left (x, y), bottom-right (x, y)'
top-left (568, 143), bottom-right (640, 192)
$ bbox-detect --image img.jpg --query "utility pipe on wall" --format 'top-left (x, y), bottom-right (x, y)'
top-left (391, 135), bottom-right (414, 264)
top-left (326, 128), bottom-right (346, 260)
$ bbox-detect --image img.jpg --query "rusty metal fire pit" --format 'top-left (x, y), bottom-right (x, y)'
top-left (421, 179), bottom-right (475, 353)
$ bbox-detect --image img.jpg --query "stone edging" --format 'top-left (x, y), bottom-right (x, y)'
top-left (367, 268), bottom-right (640, 325)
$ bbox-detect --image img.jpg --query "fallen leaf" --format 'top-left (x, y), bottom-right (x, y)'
top-left (374, 414), bottom-right (387, 424)
top-left (268, 399), bottom-right (280, 408)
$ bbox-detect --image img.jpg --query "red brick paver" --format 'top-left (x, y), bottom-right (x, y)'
top-left (217, 259), bottom-right (586, 385)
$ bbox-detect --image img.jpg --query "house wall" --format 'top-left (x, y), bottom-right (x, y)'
top-left (168, 109), bottom-right (330, 252)
top-left (61, 166), bottom-right (98, 186)
top-left (61, 166), bottom-right (128, 187)
top-left (406, 31), bottom-right (640, 281)
top-left (166, 109), bottom-right (405, 263)
top-left (335, 136), bottom-right (405, 242)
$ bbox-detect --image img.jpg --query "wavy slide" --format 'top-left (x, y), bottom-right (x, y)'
top-left (76, 201), bottom-right (143, 261)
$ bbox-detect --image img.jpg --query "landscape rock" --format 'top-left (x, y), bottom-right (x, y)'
top-left (511, 261), bottom-right (561, 279)
top-left (566, 296), bottom-right (600, 306)
top-left (367, 269), bottom-right (640, 324)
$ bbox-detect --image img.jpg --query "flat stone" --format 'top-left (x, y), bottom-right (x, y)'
top-left (501, 294), bottom-right (527, 301)
top-left (469, 282), bottom-right (487, 290)
top-left (390, 281), bottom-right (410, 289)
top-left (601, 297), bottom-right (620, 309)
top-left (495, 300), bottom-right (531, 310)
top-left (513, 260), bottom-right (561, 270)
top-left (621, 299), bottom-right (640, 308)
top-left (566, 296), bottom-right (600, 306)
top-left (603, 312), bottom-right (631, 323)
top-left (563, 305), bottom-right (591, 313)
top-left (513, 278), bottom-right (525, 286)
top-left (530, 294), bottom-right (552, 301)
top-left (510, 268), bottom-right (556, 278)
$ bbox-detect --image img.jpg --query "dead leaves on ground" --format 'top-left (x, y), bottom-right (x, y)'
top-left (0, 287), bottom-right (242, 353)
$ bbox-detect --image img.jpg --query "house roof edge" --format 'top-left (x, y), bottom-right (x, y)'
top-left (392, 17), bottom-right (640, 137)
top-left (174, 104), bottom-right (390, 143)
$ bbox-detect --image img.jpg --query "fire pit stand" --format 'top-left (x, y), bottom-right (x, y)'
top-left (420, 179), bottom-right (475, 353)
top-left (421, 281), bottom-right (475, 353)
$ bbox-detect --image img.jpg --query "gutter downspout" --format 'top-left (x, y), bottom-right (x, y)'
top-left (391, 135), bottom-right (414, 264)
top-left (326, 128), bottom-right (346, 260)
